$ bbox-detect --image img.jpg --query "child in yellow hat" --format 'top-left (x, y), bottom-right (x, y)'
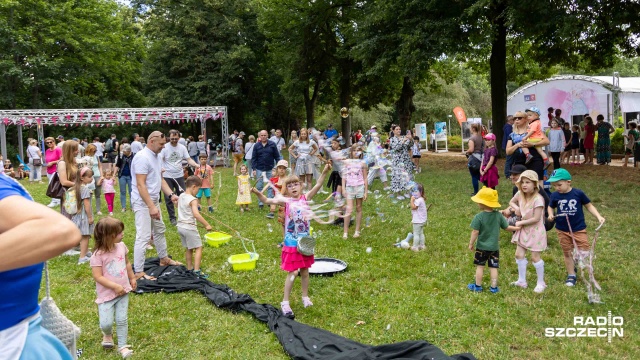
top-left (468, 187), bottom-right (520, 293)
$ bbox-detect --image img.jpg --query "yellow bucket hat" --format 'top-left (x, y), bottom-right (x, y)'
top-left (471, 186), bottom-right (501, 208)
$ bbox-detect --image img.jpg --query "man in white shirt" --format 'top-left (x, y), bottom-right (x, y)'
top-left (55, 135), bottom-right (65, 148)
top-left (92, 137), bottom-right (105, 163)
top-left (130, 133), bottom-right (143, 155)
top-left (269, 129), bottom-right (286, 153)
top-left (131, 130), bottom-right (182, 280)
top-left (160, 129), bottom-right (199, 225)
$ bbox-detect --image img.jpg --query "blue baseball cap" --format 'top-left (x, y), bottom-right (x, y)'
top-left (525, 107), bottom-right (541, 116)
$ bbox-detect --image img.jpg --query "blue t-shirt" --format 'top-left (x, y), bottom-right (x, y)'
top-left (549, 188), bottom-right (591, 232)
top-left (0, 174), bottom-right (43, 331)
top-left (324, 128), bottom-right (338, 139)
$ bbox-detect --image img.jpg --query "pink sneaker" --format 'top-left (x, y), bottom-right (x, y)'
top-left (511, 280), bottom-right (528, 289)
top-left (280, 301), bottom-right (294, 318)
top-left (534, 283), bottom-right (547, 293)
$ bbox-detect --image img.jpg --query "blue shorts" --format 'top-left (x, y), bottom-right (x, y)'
top-left (196, 188), bottom-right (211, 198)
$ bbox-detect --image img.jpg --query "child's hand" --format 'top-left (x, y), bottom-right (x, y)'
top-left (88, 217), bottom-right (94, 225)
top-left (547, 214), bottom-right (555, 222)
top-left (130, 278), bottom-right (137, 290)
top-left (205, 225), bottom-right (212, 231)
top-left (597, 216), bottom-right (605, 225)
top-left (363, 192), bottom-right (367, 202)
top-left (323, 163), bottom-right (332, 173)
top-left (468, 243), bottom-right (474, 251)
top-left (114, 284), bottom-right (126, 297)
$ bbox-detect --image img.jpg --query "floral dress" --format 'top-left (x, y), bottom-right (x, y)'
top-left (389, 136), bottom-right (414, 193)
top-left (235, 174), bottom-right (251, 205)
top-left (596, 122), bottom-right (614, 164)
top-left (510, 192), bottom-right (547, 251)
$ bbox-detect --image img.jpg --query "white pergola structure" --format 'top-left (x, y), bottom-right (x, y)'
top-left (0, 106), bottom-right (229, 166)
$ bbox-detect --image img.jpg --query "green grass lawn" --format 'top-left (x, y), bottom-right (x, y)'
top-left (26, 155), bottom-right (638, 359)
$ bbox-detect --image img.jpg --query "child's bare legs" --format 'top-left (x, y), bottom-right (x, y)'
top-left (343, 197), bottom-right (354, 237)
top-left (474, 265), bottom-right (484, 286)
top-left (299, 268), bottom-right (310, 299)
top-left (205, 196), bottom-right (212, 207)
top-left (489, 267), bottom-right (498, 288)
top-left (193, 247), bottom-right (203, 271)
top-left (354, 198), bottom-right (363, 236)
top-left (521, 147), bottom-right (530, 156)
top-left (79, 235), bottom-right (90, 258)
top-left (185, 249), bottom-right (193, 270)
top-left (283, 271), bottom-right (296, 302)
top-left (563, 251), bottom-right (576, 276)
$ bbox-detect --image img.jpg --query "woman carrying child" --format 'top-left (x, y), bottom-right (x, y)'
top-left (251, 163), bottom-right (332, 319)
top-left (508, 170), bottom-right (548, 293)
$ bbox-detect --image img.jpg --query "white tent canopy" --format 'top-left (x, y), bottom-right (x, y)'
top-left (507, 75), bottom-right (640, 124)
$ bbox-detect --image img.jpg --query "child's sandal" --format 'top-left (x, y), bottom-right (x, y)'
top-left (302, 296), bottom-right (313, 308)
top-left (565, 275), bottom-right (577, 287)
top-left (119, 346), bottom-right (133, 358)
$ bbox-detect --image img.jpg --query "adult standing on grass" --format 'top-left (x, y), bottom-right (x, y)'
top-left (187, 136), bottom-right (199, 163)
top-left (131, 131), bottom-right (182, 280)
top-left (389, 125), bottom-right (414, 195)
top-left (232, 132), bottom-right (245, 176)
top-left (288, 130), bottom-right (299, 174)
top-left (92, 137), bottom-right (105, 164)
top-left (196, 135), bottom-right (207, 157)
top-left (582, 116), bottom-right (596, 164)
top-left (57, 141), bottom-right (80, 219)
top-left (0, 173), bottom-right (81, 360)
top-left (252, 130), bottom-right (282, 209)
top-left (270, 129), bottom-right (286, 155)
top-left (83, 144), bottom-right (104, 215)
top-left (130, 133), bottom-right (143, 155)
top-left (160, 130), bottom-right (199, 226)
top-left (595, 114), bottom-right (615, 165)
top-left (44, 137), bottom-right (63, 208)
top-left (503, 115), bottom-right (514, 178)
top-left (464, 123), bottom-right (483, 196)
top-left (289, 128), bottom-right (318, 191)
top-left (115, 144), bottom-right (134, 212)
top-left (244, 135), bottom-right (256, 179)
top-left (506, 112), bottom-right (550, 181)
top-left (27, 139), bottom-right (43, 184)
top-left (105, 134), bottom-right (119, 172)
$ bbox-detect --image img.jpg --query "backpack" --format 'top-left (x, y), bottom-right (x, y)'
top-left (105, 138), bottom-right (113, 152)
top-left (63, 188), bottom-right (79, 215)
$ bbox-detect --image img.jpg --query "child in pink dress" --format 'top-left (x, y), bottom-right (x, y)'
top-left (508, 170), bottom-right (548, 293)
top-left (90, 217), bottom-right (136, 358)
top-left (102, 170), bottom-right (117, 216)
top-left (252, 163), bottom-right (332, 319)
top-left (479, 133), bottom-right (499, 189)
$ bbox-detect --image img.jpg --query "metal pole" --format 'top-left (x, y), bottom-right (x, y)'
top-left (17, 125), bottom-right (23, 162)
top-left (0, 123), bottom-right (6, 161)
top-left (221, 107), bottom-right (229, 167)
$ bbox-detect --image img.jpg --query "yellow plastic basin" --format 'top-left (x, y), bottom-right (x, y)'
top-left (204, 231), bottom-right (232, 247)
top-left (228, 253), bottom-right (260, 271)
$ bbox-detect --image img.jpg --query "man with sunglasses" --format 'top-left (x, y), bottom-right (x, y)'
top-left (131, 131), bottom-right (182, 280)
top-left (159, 129), bottom-right (199, 225)
top-left (502, 115), bottom-right (514, 178)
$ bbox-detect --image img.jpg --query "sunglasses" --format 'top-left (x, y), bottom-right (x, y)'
top-left (45, 141), bottom-right (53, 144)
top-left (514, 117), bottom-right (524, 120)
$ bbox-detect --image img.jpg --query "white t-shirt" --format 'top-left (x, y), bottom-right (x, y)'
top-left (244, 142), bottom-right (255, 160)
top-left (293, 140), bottom-right (317, 158)
top-left (130, 140), bottom-right (143, 155)
top-left (27, 145), bottom-right (41, 160)
top-left (131, 147), bottom-right (163, 203)
top-left (160, 143), bottom-right (190, 179)
top-left (177, 193), bottom-right (197, 231)
top-left (269, 136), bottom-right (285, 151)
top-left (178, 138), bottom-right (186, 146)
top-left (93, 142), bottom-right (104, 157)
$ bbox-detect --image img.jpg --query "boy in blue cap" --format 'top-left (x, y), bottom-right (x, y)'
top-left (547, 168), bottom-right (605, 286)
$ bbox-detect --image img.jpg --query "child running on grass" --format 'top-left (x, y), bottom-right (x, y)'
top-left (546, 168), bottom-right (605, 287)
top-left (409, 183), bottom-right (428, 252)
top-left (236, 164), bottom-right (251, 212)
top-left (509, 170), bottom-right (548, 293)
top-left (251, 163), bottom-right (332, 319)
top-left (90, 217), bottom-right (135, 358)
top-left (468, 187), bottom-right (520, 293)
top-left (178, 175), bottom-right (213, 279)
top-left (73, 166), bottom-right (95, 264)
top-left (196, 154), bottom-right (215, 213)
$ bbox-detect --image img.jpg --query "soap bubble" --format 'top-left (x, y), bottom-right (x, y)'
top-left (366, 247), bottom-right (372, 253)
top-left (365, 217), bottom-right (371, 227)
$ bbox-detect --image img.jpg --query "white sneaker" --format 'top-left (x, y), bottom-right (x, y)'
top-left (62, 249), bottom-right (80, 256)
top-left (77, 256), bottom-right (91, 265)
top-left (46, 202), bottom-right (58, 208)
top-left (109, 212), bottom-right (114, 216)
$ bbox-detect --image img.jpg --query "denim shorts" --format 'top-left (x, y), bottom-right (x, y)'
top-left (345, 185), bottom-right (364, 199)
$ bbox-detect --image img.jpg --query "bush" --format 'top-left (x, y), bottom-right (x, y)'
top-left (611, 128), bottom-right (625, 154)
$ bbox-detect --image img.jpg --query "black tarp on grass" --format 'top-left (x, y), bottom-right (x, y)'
top-left (135, 258), bottom-right (476, 360)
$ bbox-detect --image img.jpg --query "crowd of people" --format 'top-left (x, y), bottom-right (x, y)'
top-left (0, 113), bottom-right (626, 359)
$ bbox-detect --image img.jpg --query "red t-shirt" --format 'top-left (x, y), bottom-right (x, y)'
top-left (270, 176), bottom-right (282, 191)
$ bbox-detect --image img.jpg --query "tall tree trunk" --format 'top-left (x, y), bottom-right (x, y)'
top-left (490, 0), bottom-right (507, 156)
top-left (340, 62), bottom-right (352, 147)
top-left (395, 76), bottom-right (416, 131)
top-left (303, 77), bottom-right (321, 129)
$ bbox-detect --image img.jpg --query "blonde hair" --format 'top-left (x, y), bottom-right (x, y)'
top-left (248, 135), bottom-right (255, 142)
top-left (61, 140), bottom-right (79, 182)
top-left (29, 139), bottom-right (38, 146)
top-left (74, 166), bottom-right (94, 207)
top-left (85, 143), bottom-right (97, 156)
top-left (299, 128), bottom-right (310, 143)
top-left (516, 170), bottom-right (540, 202)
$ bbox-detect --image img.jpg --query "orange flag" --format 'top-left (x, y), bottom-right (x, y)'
top-left (453, 107), bottom-right (467, 126)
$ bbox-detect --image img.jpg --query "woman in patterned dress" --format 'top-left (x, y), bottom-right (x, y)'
top-left (595, 114), bottom-right (615, 165)
top-left (389, 125), bottom-right (414, 194)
